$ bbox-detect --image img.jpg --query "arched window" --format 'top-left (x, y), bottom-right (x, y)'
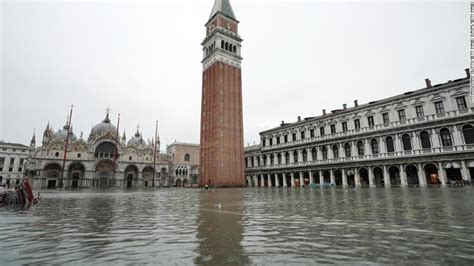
top-left (225, 42), bottom-right (228, 50)
top-left (285, 152), bottom-right (290, 164)
top-left (371, 139), bottom-right (379, 154)
top-left (221, 40), bottom-right (224, 49)
top-left (270, 154), bottom-right (274, 165)
top-left (293, 150), bottom-right (299, 163)
top-left (332, 144), bottom-right (339, 158)
top-left (462, 125), bottom-right (474, 144)
top-left (311, 147), bottom-right (317, 161)
top-left (344, 143), bottom-right (351, 157)
top-left (357, 141), bottom-right (365, 155)
top-left (322, 146), bottom-right (328, 160)
top-left (233, 45), bottom-right (236, 53)
top-left (385, 136), bottom-right (395, 152)
top-left (302, 149), bottom-right (307, 162)
top-left (419, 131), bottom-right (431, 149)
top-left (184, 153), bottom-right (190, 161)
top-left (262, 155), bottom-right (267, 166)
top-left (440, 128), bottom-right (453, 147)
top-left (277, 153), bottom-right (282, 164)
top-left (402, 134), bottom-right (412, 151)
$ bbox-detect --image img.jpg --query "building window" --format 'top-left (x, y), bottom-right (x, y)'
top-left (263, 155), bottom-right (267, 166)
top-left (420, 131), bottom-right (431, 149)
top-left (293, 151), bottom-right (298, 163)
top-left (300, 131), bottom-right (305, 140)
top-left (342, 122), bottom-right (348, 132)
top-left (284, 135), bottom-right (288, 143)
top-left (332, 145), bottom-right (339, 158)
top-left (456, 96), bottom-right (467, 110)
top-left (402, 134), bottom-right (412, 151)
top-left (357, 141), bottom-right (364, 155)
top-left (321, 146), bottom-right (328, 160)
top-left (320, 127), bottom-right (325, 136)
top-left (129, 156), bottom-right (132, 160)
top-left (463, 125), bottom-right (474, 144)
top-left (269, 138), bottom-right (273, 146)
top-left (277, 154), bottom-right (282, 164)
top-left (367, 116), bottom-right (374, 127)
top-left (311, 147), bottom-right (317, 160)
top-left (184, 154), bottom-right (191, 161)
top-left (371, 139), bottom-right (379, 154)
top-left (270, 154), bottom-right (275, 165)
top-left (55, 152), bottom-right (59, 157)
top-left (382, 113), bottom-right (390, 124)
top-left (440, 128), bottom-right (453, 147)
top-left (292, 133), bottom-right (297, 141)
top-left (354, 119), bottom-right (360, 129)
top-left (385, 136), bottom-right (395, 152)
top-left (18, 168), bottom-right (22, 173)
top-left (434, 101), bottom-right (445, 114)
top-left (77, 153), bottom-right (81, 158)
top-left (344, 143), bottom-right (351, 157)
top-left (302, 149), bottom-right (307, 162)
top-left (9, 168), bottom-right (13, 172)
top-left (415, 106), bottom-right (424, 118)
top-left (285, 152), bottom-right (290, 164)
top-left (398, 109), bottom-right (406, 121)
top-left (330, 125), bottom-right (336, 134)
top-left (310, 129), bottom-right (315, 138)
top-left (276, 137), bottom-right (280, 145)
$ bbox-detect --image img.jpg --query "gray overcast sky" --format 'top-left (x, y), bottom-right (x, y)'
top-left (0, 0), bottom-right (469, 150)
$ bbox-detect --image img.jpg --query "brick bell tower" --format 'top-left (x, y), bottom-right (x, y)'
top-left (199, 0), bottom-right (245, 187)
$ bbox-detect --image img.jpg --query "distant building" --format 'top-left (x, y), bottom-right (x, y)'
top-left (27, 111), bottom-right (173, 189)
top-left (167, 142), bottom-right (200, 186)
top-left (245, 70), bottom-right (474, 187)
top-left (0, 141), bottom-right (32, 188)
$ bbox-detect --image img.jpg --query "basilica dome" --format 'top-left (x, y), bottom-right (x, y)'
top-left (127, 131), bottom-right (145, 147)
top-left (90, 114), bottom-right (117, 139)
top-left (53, 124), bottom-right (77, 142)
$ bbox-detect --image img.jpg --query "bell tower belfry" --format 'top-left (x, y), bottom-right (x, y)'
top-left (199, 0), bottom-right (245, 187)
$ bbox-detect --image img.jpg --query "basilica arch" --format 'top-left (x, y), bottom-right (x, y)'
top-left (68, 162), bottom-right (85, 189)
top-left (124, 165), bottom-right (139, 188)
top-left (43, 163), bottom-right (62, 189)
top-left (95, 160), bottom-right (115, 188)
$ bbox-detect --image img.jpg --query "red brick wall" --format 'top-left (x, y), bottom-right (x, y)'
top-left (199, 62), bottom-right (245, 187)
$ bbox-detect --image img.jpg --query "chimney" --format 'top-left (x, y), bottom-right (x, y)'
top-left (354, 100), bottom-right (358, 107)
top-left (281, 120), bottom-right (285, 126)
top-left (343, 104), bottom-right (347, 110)
top-left (322, 109), bottom-right (326, 115)
top-left (297, 116), bottom-right (301, 122)
top-left (425, 78), bottom-right (432, 88)
top-left (465, 68), bottom-right (470, 78)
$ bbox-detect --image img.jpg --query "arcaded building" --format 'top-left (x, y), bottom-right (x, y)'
top-left (245, 70), bottom-right (474, 188)
top-left (167, 142), bottom-right (200, 186)
top-left (0, 141), bottom-right (33, 188)
top-left (27, 111), bottom-right (172, 189)
top-left (199, 0), bottom-right (245, 187)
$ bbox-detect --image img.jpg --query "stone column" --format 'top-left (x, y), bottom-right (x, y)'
top-left (290, 152), bottom-right (295, 164)
top-left (431, 129), bottom-right (441, 148)
top-left (368, 167), bottom-right (375, 187)
top-left (438, 162), bottom-right (447, 186)
top-left (328, 147), bottom-right (334, 159)
top-left (355, 168), bottom-right (361, 187)
top-left (307, 148), bottom-right (313, 162)
top-left (395, 135), bottom-right (402, 152)
top-left (400, 165), bottom-right (408, 187)
top-left (365, 139), bottom-right (372, 156)
top-left (330, 169), bottom-right (335, 185)
top-left (417, 163), bottom-right (427, 187)
top-left (283, 174), bottom-right (288, 187)
top-left (291, 173), bottom-right (295, 187)
top-left (253, 175), bottom-right (258, 187)
top-left (300, 172), bottom-right (304, 187)
top-left (261, 175), bottom-right (265, 187)
top-left (383, 165), bottom-right (391, 187)
top-left (379, 137), bottom-right (386, 154)
top-left (309, 171), bottom-right (314, 184)
top-left (319, 170), bottom-right (324, 186)
top-left (298, 150), bottom-right (303, 163)
top-left (342, 169), bottom-right (348, 187)
top-left (281, 152), bottom-right (286, 165)
top-left (461, 161), bottom-right (472, 181)
top-left (275, 173), bottom-right (280, 187)
top-left (452, 125), bottom-right (463, 145)
top-left (268, 174), bottom-right (273, 187)
top-left (352, 141), bottom-right (358, 157)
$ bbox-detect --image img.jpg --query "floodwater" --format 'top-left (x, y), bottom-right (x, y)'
top-left (1, 187), bottom-right (473, 264)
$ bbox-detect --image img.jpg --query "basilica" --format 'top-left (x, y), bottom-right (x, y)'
top-left (26, 111), bottom-right (173, 189)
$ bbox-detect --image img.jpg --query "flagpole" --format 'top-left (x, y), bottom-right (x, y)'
top-left (153, 121), bottom-right (158, 187)
top-left (113, 113), bottom-right (120, 175)
top-left (60, 105), bottom-right (73, 188)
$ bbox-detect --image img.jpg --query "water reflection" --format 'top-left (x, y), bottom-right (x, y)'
top-left (195, 189), bottom-right (250, 265)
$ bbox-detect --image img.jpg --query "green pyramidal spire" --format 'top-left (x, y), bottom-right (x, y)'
top-left (209, 0), bottom-right (236, 21)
